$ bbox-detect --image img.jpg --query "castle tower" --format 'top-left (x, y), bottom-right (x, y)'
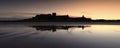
top-left (52, 13), bottom-right (56, 16)
top-left (82, 15), bottom-right (85, 18)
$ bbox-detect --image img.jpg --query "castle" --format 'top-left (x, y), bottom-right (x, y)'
top-left (31, 13), bottom-right (92, 22)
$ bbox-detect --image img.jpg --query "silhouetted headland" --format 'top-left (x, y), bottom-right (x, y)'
top-left (0, 13), bottom-right (120, 22)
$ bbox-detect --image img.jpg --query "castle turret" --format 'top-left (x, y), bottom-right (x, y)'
top-left (52, 13), bottom-right (56, 16)
top-left (82, 15), bottom-right (85, 18)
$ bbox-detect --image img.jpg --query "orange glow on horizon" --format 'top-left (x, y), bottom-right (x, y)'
top-left (0, 0), bottom-right (120, 20)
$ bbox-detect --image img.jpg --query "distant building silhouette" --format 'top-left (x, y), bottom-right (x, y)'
top-left (82, 15), bottom-right (85, 18)
top-left (52, 13), bottom-right (56, 16)
top-left (1, 12), bottom-right (120, 22)
top-left (30, 13), bottom-right (92, 22)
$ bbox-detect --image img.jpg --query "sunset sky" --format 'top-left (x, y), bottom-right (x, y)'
top-left (0, 0), bottom-right (120, 20)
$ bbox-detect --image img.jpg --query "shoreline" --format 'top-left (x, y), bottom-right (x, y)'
top-left (0, 22), bottom-right (120, 26)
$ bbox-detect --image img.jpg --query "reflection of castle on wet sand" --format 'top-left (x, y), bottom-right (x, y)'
top-left (31, 25), bottom-right (91, 32)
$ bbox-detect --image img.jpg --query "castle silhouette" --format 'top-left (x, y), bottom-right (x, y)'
top-left (1, 12), bottom-right (120, 22)
top-left (22, 13), bottom-right (92, 22)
